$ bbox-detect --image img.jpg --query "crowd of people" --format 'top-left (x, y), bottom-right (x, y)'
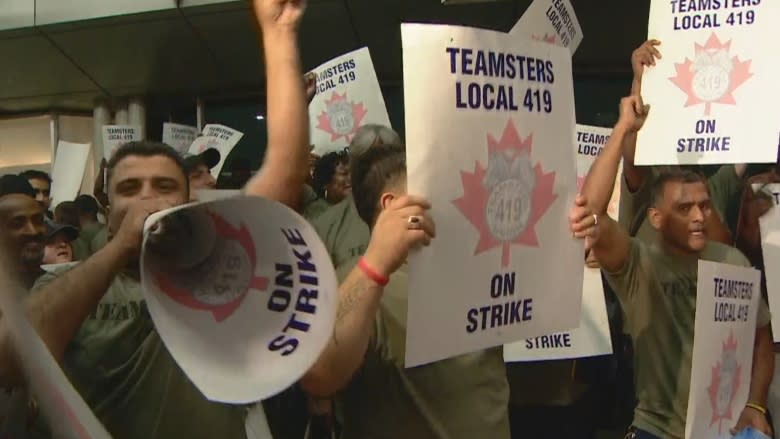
top-left (0, 1), bottom-right (779, 439)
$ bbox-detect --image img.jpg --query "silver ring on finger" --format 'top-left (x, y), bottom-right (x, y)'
top-left (592, 214), bottom-right (598, 226)
top-left (407, 215), bottom-right (423, 230)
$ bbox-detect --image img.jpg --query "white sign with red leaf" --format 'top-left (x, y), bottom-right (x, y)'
top-left (309, 47), bottom-right (390, 156)
top-left (402, 23), bottom-right (582, 367)
top-left (686, 261), bottom-right (760, 439)
top-left (637, 1), bottom-right (780, 165)
top-left (162, 123), bottom-right (199, 154)
top-left (140, 196), bottom-right (337, 403)
top-left (187, 124), bottom-right (243, 179)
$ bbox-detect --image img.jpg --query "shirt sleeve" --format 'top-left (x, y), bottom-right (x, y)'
top-left (602, 238), bottom-right (652, 303)
top-left (618, 173), bottom-right (655, 236)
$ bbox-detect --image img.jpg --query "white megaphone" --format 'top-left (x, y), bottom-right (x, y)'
top-left (140, 197), bottom-right (338, 404)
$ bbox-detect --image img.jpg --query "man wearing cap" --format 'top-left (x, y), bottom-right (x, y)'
top-left (183, 147), bottom-right (220, 201)
top-left (0, 175), bottom-right (46, 289)
top-left (41, 218), bottom-right (79, 266)
top-left (0, 1), bottom-right (311, 437)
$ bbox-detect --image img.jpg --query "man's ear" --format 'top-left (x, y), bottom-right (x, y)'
top-left (648, 207), bottom-right (663, 230)
top-left (379, 192), bottom-right (396, 211)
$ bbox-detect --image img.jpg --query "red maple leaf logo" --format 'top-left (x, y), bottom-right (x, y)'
top-left (155, 210), bottom-right (268, 322)
top-left (453, 120), bottom-right (558, 267)
top-left (316, 92), bottom-right (368, 143)
top-left (707, 330), bottom-right (742, 434)
top-left (532, 33), bottom-right (557, 44)
top-left (670, 33), bottom-right (752, 116)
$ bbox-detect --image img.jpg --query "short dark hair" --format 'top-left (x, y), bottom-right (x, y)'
top-left (351, 144), bottom-right (406, 227)
top-left (312, 150), bottom-right (349, 197)
top-left (0, 174), bottom-right (35, 198)
top-left (107, 141), bottom-right (188, 189)
top-left (74, 194), bottom-right (99, 217)
top-left (54, 201), bottom-right (80, 228)
top-left (650, 169), bottom-right (708, 207)
top-left (19, 170), bottom-right (52, 185)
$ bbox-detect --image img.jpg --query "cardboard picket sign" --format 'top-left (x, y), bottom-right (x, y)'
top-left (188, 124), bottom-right (244, 179)
top-left (509, 0), bottom-right (582, 55)
top-left (575, 124), bottom-right (621, 220)
top-left (162, 123), bottom-right (199, 154)
top-left (140, 196), bottom-right (337, 403)
top-left (309, 47), bottom-right (391, 156)
top-left (402, 23), bottom-right (582, 367)
top-left (760, 205), bottom-right (780, 342)
top-left (0, 271), bottom-right (111, 439)
top-left (51, 141), bottom-right (91, 208)
top-left (504, 267), bottom-right (611, 362)
top-left (102, 125), bottom-right (141, 162)
top-left (637, 1), bottom-right (780, 165)
top-left (685, 261), bottom-right (760, 439)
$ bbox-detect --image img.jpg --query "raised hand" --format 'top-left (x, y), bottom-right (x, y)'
top-left (253, 0), bottom-right (306, 31)
top-left (617, 95), bottom-right (651, 134)
top-left (363, 195), bottom-right (436, 278)
top-left (632, 39), bottom-right (662, 79)
top-left (568, 194), bottom-right (600, 251)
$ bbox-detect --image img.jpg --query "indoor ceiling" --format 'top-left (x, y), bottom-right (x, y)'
top-left (0, 0), bottom-right (651, 115)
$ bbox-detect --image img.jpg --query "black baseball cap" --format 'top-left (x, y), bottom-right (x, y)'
top-left (183, 148), bottom-right (221, 173)
top-left (0, 174), bottom-right (35, 198)
top-left (44, 218), bottom-right (78, 243)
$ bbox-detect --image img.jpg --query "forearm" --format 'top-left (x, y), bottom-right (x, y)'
top-left (748, 326), bottom-right (774, 406)
top-left (244, 29), bottom-right (309, 209)
top-left (620, 130), bottom-right (648, 192)
top-left (582, 124), bottom-right (628, 214)
top-left (26, 241), bottom-right (128, 362)
top-left (301, 268), bottom-right (383, 397)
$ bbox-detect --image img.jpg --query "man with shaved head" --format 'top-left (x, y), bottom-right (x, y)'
top-left (0, 175), bottom-right (45, 289)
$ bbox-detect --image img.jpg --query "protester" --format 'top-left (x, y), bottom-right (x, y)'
top-left (0, 1), bottom-right (310, 437)
top-left (620, 40), bottom-right (743, 245)
top-left (72, 194), bottom-right (106, 260)
top-left (572, 94), bottom-right (774, 438)
top-left (312, 124), bottom-right (403, 269)
top-left (19, 170), bottom-right (52, 217)
top-left (304, 150), bottom-right (350, 219)
top-left (0, 175), bottom-right (45, 289)
top-left (41, 218), bottom-right (78, 265)
top-left (302, 144), bottom-right (510, 438)
top-left (183, 147), bottom-right (220, 200)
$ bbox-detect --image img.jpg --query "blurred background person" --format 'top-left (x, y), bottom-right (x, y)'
top-left (0, 174), bottom-right (46, 289)
top-left (304, 149), bottom-right (350, 219)
top-left (19, 170), bottom-right (53, 219)
top-left (72, 194), bottom-right (105, 260)
top-left (183, 147), bottom-right (220, 200)
top-left (53, 201), bottom-right (80, 229)
top-left (41, 218), bottom-right (78, 265)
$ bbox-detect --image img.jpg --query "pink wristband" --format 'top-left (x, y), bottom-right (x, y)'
top-left (358, 258), bottom-right (389, 286)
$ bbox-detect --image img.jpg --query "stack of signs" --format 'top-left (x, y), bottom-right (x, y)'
top-left (162, 123), bottom-right (199, 154)
top-left (402, 23), bottom-right (582, 367)
top-left (0, 270), bottom-right (110, 438)
top-left (685, 261), bottom-right (760, 439)
top-left (637, 1), bottom-right (780, 165)
top-left (140, 196), bottom-right (337, 403)
top-left (509, 0), bottom-right (582, 55)
top-left (504, 124), bottom-right (615, 362)
top-left (50, 141), bottom-right (91, 208)
top-left (187, 124), bottom-right (244, 179)
top-left (102, 125), bottom-right (141, 162)
top-left (308, 47), bottom-right (391, 156)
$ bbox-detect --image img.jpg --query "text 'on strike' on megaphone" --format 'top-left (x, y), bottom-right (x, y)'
top-left (140, 196), bottom-right (338, 404)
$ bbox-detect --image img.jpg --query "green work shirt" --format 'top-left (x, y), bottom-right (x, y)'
top-left (311, 197), bottom-right (369, 270)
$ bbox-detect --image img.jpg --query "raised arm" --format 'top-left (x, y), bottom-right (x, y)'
top-left (301, 196), bottom-right (434, 397)
top-left (243, 0), bottom-right (310, 210)
top-left (582, 95), bottom-right (648, 215)
top-left (0, 199), bottom-right (168, 386)
top-left (624, 40), bottom-right (661, 191)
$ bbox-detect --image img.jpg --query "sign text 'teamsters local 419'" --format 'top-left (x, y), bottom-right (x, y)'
top-left (637, 0), bottom-right (780, 165)
top-left (402, 24), bottom-right (582, 368)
